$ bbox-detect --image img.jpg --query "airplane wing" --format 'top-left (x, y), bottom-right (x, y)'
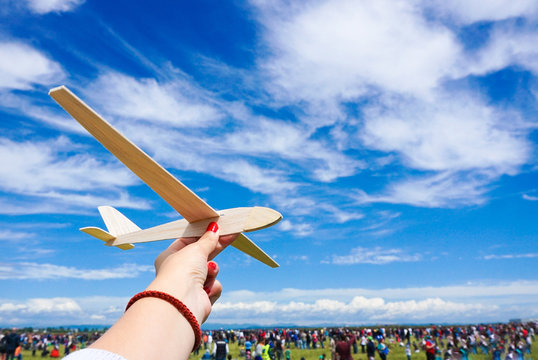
top-left (231, 233), bottom-right (279, 268)
top-left (49, 85), bottom-right (218, 222)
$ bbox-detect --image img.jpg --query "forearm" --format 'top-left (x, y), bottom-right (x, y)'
top-left (89, 297), bottom-right (195, 360)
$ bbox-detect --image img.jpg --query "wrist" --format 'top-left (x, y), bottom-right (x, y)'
top-left (125, 290), bottom-right (201, 352)
top-left (145, 278), bottom-right (209, 324)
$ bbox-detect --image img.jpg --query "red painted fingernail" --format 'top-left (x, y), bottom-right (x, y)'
top-left (208, 261), bottom-right (217, 271)
top-left (204, 286), bottom-right (210, 294)
top-left (206, 222), bottom-right (218, 233)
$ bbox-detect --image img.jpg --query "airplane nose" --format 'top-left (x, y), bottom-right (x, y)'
top-left (244, 206), bottom-right (283, 232)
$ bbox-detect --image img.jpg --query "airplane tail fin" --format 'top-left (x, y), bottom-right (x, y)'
top-left (98, 206), bottom-right (141, 236)
top-left (97, 206), bottom-right (139, 250)
top-left (80, 206), bottom-right (139, 250)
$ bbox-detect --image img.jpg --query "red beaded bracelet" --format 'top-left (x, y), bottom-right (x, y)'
top-left (125, 290), bottom-right (201, 352)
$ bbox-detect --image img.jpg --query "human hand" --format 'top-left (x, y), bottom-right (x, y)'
top-left (146, 222), bottom-right (238, 324)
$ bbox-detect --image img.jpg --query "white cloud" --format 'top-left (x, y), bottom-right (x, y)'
top-left (0, 298), bottom-right (80, 314)
top-left (1, 281), bottom-right (537, 326)
top-left (222, 119), bottom-right (363, 182)
top-left (220, 280), bottom-right (538, 305)
top-left (0, 92), bottom-right (85, 133)
top-left (483, 253), bottom-right (538, 260)
top-left (212, 296), bottom-right (495, 325)
top-left (330, 246), bottom-right (422, 265)
top-left (25, 0), bottom-right (85, 14)
top-left (0, 137), bottom-right (137, 194)
top-left (255, 0), bottom-right (462, 101)
top-left (425, 0), bottom-right (538, 25)
top-left (464, 24), bottom-right (538, 77)
top-left (361, 92), bottom-right (529, 174)
top-left (0, 296), bottom-right (127, 326)
top-left (354, 172), bottom-right (491, 207)
top-left (0, 262), bottom-right (154, 280)
top-left (522, 194), bottom-right (538, 201)
top-left (0, 230), bottom-right (33, 241)
top-left (278, 220), bottom-right (313, 237)
top-left (0, 41), bottom-right (64, 90)
top-left (0, 137), bottom-right (151, 213)
top-left (87, 72), bottom-right (223, 127)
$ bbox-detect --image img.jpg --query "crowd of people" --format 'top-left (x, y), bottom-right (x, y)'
top-left (0, 330), bottom-right (100, 359)
top-left (0, 322), bottom-right (535, 360)
top-left (195, 322), bottom-right (536, 360)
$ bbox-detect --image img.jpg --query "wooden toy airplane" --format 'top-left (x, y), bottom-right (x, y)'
top-left (49, 86), bottom-right (281, 268)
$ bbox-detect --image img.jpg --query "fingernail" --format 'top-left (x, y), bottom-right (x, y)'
top-left (204, 286), bottom-right (210, 294)
top-left (206, 222), bottom-right (218, 233)
top-left (208, 261), bottom-right (217, 271)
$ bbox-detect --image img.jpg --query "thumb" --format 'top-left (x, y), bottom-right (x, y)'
top-left (196, 221), bottom-right (220, 257)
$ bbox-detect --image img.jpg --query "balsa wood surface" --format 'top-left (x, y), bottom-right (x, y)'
top-left (49, 86), bottom-right (219, 222)
top-left (110, 206), bottom-right (281, 246)
top-left (231, 233), bottom-right (279, 268)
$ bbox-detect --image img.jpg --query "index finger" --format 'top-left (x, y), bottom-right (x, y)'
top-left (208, 233), bottom-right (239, 260)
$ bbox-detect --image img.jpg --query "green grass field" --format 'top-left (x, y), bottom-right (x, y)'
top-left (15, 336), bottom-right (537, 359)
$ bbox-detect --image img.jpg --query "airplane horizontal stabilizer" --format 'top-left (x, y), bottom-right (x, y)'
top-left (231, 233), bottom-right (279, 268)
top-left (80, 227), bottom-right (115, 242)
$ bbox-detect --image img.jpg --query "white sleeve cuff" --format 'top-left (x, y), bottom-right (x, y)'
top-left (63, 348), bottom-right (128, 360)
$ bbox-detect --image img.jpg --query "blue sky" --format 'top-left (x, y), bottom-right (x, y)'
top-left (1, 0), bottom-right (538, 327)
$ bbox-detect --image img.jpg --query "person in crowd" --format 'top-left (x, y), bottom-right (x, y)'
top-left (366, 336), bottom-right (376, 360)
top-left (254, 338), bottom-right (265, 360)
top-left (425, 336), bottom-right (436, 360)
top-left (275, 336), bottom-right (283, 360)
top-left (405, 343), bottom-right (411, 360)
top-left (213, 333), bottom-right (229, 360)
top-left (5, 330), bottom-right (18, 360)
top-left (330, 335), bottom-right (336, 360)
top-left (0, 332), bottom-right (7, 360)
top-left (50, 345), bottom-right (60, 358)
top-left (361, 334), bottom-right (367, 353)
top-left (12, 346), bottom-right (20, 360)
top-left (245, 338), bottom-right (252, 360)
top-left (335, 332), bottom-right (355, 360)
top-left (201, 349), bottom-right (211, 360)
top-left (261, 338), bottom-right (271, 360)
top-left (377, 337), bottom-right (388, 360)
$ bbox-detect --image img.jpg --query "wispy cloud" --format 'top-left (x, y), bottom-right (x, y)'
top-left (278, 219), bottom-right (313, 237)
top-left (0, 137), bottom-right (151, 214)
top-left (0, 230), bottom-right (34, 241)
top-left (483, 253), bottom-right (538, 260)
top-left (354, 172), bottom-right (491, 208)
top-left (0, 262), bottom-right (153, 280)
top-left (424, 0), bottom-right (538, 24)
top-left (329, 246), bottom-right (422, 265)
top-left (24, 0), bottom-right (85, 14)
top-left (220, 281), bottom-right (538, 306)
top-left (87, 72), bottom-right (223, 128)
top-left (522, 194), bottom-right (538, 201)
top-left (360, 92), bottom-right (529, 174)
top-left (0, 41), bottom-right (64, 90)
